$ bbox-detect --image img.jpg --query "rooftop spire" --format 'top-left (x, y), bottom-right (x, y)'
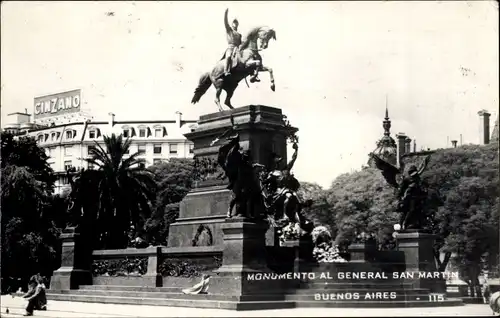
top-left (368, 101), bottom-right (398, 169)
top-left (385, 94), bottom-right (389, 119)
top-left (383, 96), bottom-right (391, 136)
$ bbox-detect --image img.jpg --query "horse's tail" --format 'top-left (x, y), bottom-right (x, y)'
top-left (191, 72), bottom-right (212, 104)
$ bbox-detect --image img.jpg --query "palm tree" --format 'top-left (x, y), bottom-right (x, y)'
top-left (86, 134), bottom-right (156, 249)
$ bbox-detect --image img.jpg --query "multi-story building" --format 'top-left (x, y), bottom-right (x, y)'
top-left (3, 90), bottom-right (197, 194)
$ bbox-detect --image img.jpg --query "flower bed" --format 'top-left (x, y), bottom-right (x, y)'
top-left (311, 226), bottom-right (347, 263)
top-left (313, 243), bottom-right (347, 263)
top-left (278, 223), bottom-right (306, 245)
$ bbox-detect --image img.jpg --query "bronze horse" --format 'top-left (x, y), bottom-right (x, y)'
top-left (191, 26), bottom-right (277, 111)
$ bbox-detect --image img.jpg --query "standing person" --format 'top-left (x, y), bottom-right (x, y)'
top-left (482, 273), bottom-right (491, 304)
top-left (22, 274), bottom-right (47, 316)
top-left (223, 8), bottom-right (242, 77)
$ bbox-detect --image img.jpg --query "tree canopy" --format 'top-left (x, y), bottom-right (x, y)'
top-left (143, 158), bottom-right (195, 245)
top-left (1, 132), bottom-right (61, 290)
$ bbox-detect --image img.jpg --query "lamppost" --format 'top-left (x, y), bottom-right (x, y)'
top-left (393, 224), bottom-right (401, 251)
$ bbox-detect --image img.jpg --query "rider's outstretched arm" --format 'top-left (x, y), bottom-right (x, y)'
top-left (224, 9), bottom-right (231, 34)
top-left (417, 155), bottom-right (431, 175)
top-left (286, 144), bottom-right (298, 171)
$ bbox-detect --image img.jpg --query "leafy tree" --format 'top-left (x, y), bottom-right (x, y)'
top-left (144, 158), bottom-right (195, 245)
top-left (324, 168), bottom-right (399, 250)
top-left (83, 134), bottom-right (157, 249)
top-left (423, 144), bottom-right (499, 296)
top-left (297, 181), bottom-right (337, 236)
top-left (1, 132), bottom-right (60, 292)
top-left (1, 133), bottom-right (55, 194)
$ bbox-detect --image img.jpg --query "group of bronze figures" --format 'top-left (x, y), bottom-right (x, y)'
top-left (205, 122), bottom-right (312, 232)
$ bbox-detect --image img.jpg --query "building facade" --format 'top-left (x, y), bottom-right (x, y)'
top-left (4, 110), bottom-right (197, 195)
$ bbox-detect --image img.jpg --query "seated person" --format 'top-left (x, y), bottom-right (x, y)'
top-left (22, 274), bottom-right (47, 316)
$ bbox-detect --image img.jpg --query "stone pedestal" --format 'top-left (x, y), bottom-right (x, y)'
top-left (348, 241), bottom-right (377, 263)
top-left (282, 238), bottom-right (314, 273)
top-left (168, 106), bottom-right (297, 248)
top-left (396, 230), bottom-right (442, 292)
top-left (144, 246), bottom-right (164, 287)
top-left (347, 241), bottom-right (380, 274)
top-left (209, 218), bottom-right (283, 295)
top-left (281, 240), bottom-right (301, 273)
top-left (50, 230), bottom-right (92, 290)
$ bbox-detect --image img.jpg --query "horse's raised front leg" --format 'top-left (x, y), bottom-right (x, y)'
top-left (245, 60), bottom-right (262, 83)
top-left (258, 65), bottom-right (275, 91)
top-left (224, 88), bottom-right (235, 109)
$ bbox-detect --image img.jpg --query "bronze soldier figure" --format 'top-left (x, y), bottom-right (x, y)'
top-left (370, 152), bottom-right (431, 230)
top-left (263, 143), bottom-right (302, 222)
top-left (397, 158), bottom-right (430, 230)
top-left (223, 9), bottom-right (242, 77)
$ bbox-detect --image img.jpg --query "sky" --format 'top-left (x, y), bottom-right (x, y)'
top-left (1, 1), bottom-right (499, 188)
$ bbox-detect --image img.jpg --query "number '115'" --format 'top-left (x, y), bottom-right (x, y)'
top-left (428, 294), bottom-right (444, 302)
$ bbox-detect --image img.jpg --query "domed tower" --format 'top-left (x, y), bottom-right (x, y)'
top-left (368, 106), bottom-right (398, 169)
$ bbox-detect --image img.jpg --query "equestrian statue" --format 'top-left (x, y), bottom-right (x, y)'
top-left (191, 8), bottom-right (277, 112)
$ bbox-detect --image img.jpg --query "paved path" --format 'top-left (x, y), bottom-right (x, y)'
top-left (0, 295), bottom-right (494, 317)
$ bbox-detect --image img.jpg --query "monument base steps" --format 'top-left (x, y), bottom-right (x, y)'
top-left (46, 282), bottom-right (463, 309)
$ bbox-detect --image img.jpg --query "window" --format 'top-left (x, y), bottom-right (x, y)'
top-left (37, 135), bottom-right (44, 143)
top-left (89, 130), bottom-right (96, 139)
top-left (66, 130), bottom-right (73, 139)
top-left (123, 129), bottom-right (130, 138)
top-left (138, 144), bottom-right (146, 154)
top-left (189, 144), bottom-right (194, 154)
top-left (154, 128), bottom-right (162, 138)
top-left (153, 159), bottom-right (162, 165)
top-left (51, 132), bottom-right (57, 141)
top-left (64, 160), bottom-right (72, 171)
top-left (48, 147), bottom-right (56, 157)
top-left (87, 145), bottom-right (96, 156)
top-left (153, 144), bottom-right (162, 154)
top-left (139, 128), bottom-right (146, 138)
top-left (62, 176), bottom-right (70, 185)
top-left (64, 146), bottom-right (73, 156)
top-left (169, 144), bottom-right (178, 154)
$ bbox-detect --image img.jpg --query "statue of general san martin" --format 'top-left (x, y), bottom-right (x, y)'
top-left (191, 8), bottom-right (277, 112)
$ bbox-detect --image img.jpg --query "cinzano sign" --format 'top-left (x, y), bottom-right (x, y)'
top-left (34, 89), bottom-right (81, 119)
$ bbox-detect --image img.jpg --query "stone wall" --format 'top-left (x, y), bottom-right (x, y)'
top-left (50, 246), bottom-right (224, 289)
